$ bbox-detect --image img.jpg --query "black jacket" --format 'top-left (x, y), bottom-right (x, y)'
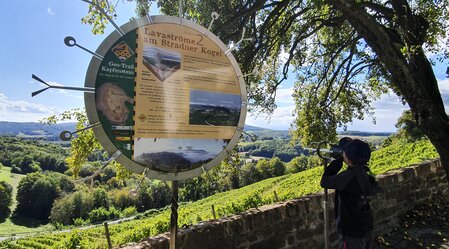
top-left (320, 158), bottom-right (376, 237)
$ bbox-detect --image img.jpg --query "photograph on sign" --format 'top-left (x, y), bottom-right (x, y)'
top-left (133, 138), bottom-right (228, 172)
top-left (189, 89), bottom-right (241, 126)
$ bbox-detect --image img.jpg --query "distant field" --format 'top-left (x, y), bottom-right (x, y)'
top-left (0, 166), bottom-right (24, 197)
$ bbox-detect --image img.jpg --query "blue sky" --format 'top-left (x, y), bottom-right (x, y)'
top-left (1, 1), bottom-right (448, 132)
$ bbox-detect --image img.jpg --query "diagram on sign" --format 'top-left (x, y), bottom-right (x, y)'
top-left (142, 46), bottom-right (181, 82)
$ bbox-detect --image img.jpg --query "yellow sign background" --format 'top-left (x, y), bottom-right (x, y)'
top-left (134, 23), bottom-right (241, 139)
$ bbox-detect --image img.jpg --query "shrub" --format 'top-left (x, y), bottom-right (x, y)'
top-left (137, 181), bottom-right (171, 212)
top-left (122, 206), bottom-right (137, 217)
top-left (269, 157), bottom-right (286, 176)
top-left (73, 217), bottom-right (89, 226)
top-left (15, 172), bottom-right (74, 220)
top-left (10, 165), bottom-right (22, 174)
top-left (88, 207), bottom-right (110, 223)
top-left (110, 189), bottom-right (137, 210)
top-left (50, 196), bottom-right (75, 225)
top-left (255, 159), bottom-right (271, 179)
top-left (88, 206), bottom-right (121, 223)
top-left (50, 189), bottom-right (93, 225)
top-left (72, 191), bottom-right (94, 220)
top-left (0, 181), bottom-right (13, 214)
top-left (108, 206), bottom-right (121, 219)
top-left (286, 155), bottom-right (309, 173)
top-left (93, 188), bottom-right (109, 209)
top-left (240, 163), bottom-right (262, 186)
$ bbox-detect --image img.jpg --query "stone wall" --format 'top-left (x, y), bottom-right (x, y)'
top-left (120, 159), bottom-right (448, 249)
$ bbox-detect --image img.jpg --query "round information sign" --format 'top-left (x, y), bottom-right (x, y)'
top-left (84, 15), bottom-right (247, 181)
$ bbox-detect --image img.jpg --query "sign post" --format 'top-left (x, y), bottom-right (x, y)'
top-left (170, 181), bottom-right (179, 249)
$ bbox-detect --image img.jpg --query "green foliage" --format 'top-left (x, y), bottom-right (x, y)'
top-left (81, 0), bottom-right (116, 35)
top-left (369, 139), bottom-right (438, 175)
top-left (286, 155), bottom-right (309, 173)
top-left (239, 139), bottom-right (300, 162)
top-left (254, 158), bottom-right (286, 179)
top-left (88, 207), bottom-right (110, 223)
top-left (15, 172), bottom-right (74, 220)
top-left (50, 187), bottom-right (126, 225)
top-left (269, 157), bottom-right (286, 176)
top-left (53, 229), bottom-right (88, 249)
top-left (42, 109), bottom-right (132, 180)
top-left (137, 181), bottom-right (171, 212)
top-left (239, 162), bottom-right (262, 186)
top-left (0, 136), bottom-right (68, 173)
top-left (0, 139), bottom-right (439, 248)
top-left (109, 189), bottom-right (137, 211)
top-left (88, 206), bottom-right (120, 223)
top-left (0, 181), bottom-right (13, 214)
top-left (255, 159), bottom-right (271, 179)
top-left (93, 188), bottom-right (110, 209)
top-left (43, 109), bottom-right (101, 178)
top-left (394, 109), bottom-right (426, 142)
top-left (50, 189), bottom-right (92, 225)
top-left (122, 206), bottom-right (137, 217)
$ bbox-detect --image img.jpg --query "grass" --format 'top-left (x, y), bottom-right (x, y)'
top-left (0, 166), bottom-right (23, 187)
top-left (0, 166), bottom-right (24, 209)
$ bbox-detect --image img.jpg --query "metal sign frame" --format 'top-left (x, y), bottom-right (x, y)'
top-left (84, 15), bottom-right (247, 181)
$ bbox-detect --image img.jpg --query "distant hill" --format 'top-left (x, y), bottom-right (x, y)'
top-left (0, 121), bottom-right (76, 140)
top-left (243, 125), bottom-right (290, 140)
top-left (0, 121), bottom-right (392, 142)
top-left (338, 130), bottom-right (394, 137)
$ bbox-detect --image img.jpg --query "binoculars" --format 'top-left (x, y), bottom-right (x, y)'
top-left (328, 144), bottom-right (344, 159)
top-left (304, 137), bottom-right (352, 160)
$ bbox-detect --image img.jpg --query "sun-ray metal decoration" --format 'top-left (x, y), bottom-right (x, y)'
top-left (59, 122), bottom-right (101, 141)
top-left (31, 74), bottom-right (95, 97)
top-left (64, 36), bottom-right (104, 60)
top-left (31, 2), bottom-right (254, 248)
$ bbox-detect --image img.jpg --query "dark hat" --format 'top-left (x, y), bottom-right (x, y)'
top-left (338, 137), bottom-right (352, 148)
top-left (343, 139), bottom-right (371, 164)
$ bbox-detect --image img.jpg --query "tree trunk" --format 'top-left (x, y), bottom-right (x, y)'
top-left (330, 0), bottom-right (449, 181)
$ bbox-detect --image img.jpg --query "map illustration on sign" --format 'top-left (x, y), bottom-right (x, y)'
top-left (142, 45), bottom-right (181, 82)
top-left (96, 83), bottom-right (133, 125)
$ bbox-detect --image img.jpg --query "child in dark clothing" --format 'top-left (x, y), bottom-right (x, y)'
top-left (321, 139), bottom-right (378, 249)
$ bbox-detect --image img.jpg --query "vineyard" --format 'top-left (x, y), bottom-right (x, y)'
top-left (0, 139), bottom-right (439, 249)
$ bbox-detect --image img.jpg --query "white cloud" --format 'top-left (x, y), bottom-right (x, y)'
top-left (246, 105), bottom-right (295, 130)
top-left (275, 87), bottom-right (294, 105)
top-left (47, 6), bottom-right (55, 16)
top-left (0, 93), bottom-right (60, 122)
top-left (438, 78), bottom-right (449, 113)
top-left (47, 81), bottom-right (68, 94)
top-left (438, 78), bottom-right (449, 93)
top-left (32, 80), bottom-right (83, 98)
